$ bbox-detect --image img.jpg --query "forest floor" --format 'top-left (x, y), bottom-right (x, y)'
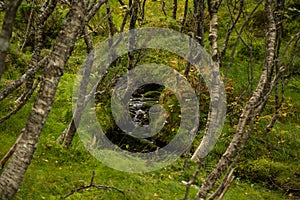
top-left (1, 73), bottom-right (299, 199)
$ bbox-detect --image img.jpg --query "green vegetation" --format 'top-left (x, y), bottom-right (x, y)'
top-left (1, 72), bottom-right (298, 199)
top-left (1, 0), bottom-right (300, 199)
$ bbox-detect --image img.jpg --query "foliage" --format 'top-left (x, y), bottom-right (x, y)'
top-left (0, 0), bottom-right (300, 199)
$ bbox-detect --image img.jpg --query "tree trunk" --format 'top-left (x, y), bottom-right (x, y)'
top-left (172, 0), bottom-right (178, 19)
top-left (192, 0), bottom-right (222, 161)
top-left (57, 0), bottom-right (107, 147)
top-left (193, 0), bottom-right (205, 46)
top-left (61, 34), bottom-right (94, 148)
top-left (0, 0), bottom-right (23, 80)
top-left (0, 2), bottom-right (86, 199)
top-left (193, 0), bottom-right (277, 198)
top-left (128, 0), bottom-right (139, 70)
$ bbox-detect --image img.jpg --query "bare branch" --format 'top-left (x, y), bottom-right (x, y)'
top-left (183, 159), bottom-right (204, 200)
top-left (0, 2), bottom-right (87, 198)
top-left (63, 171), bottom-right (125, 199)
top-left (220, 0), bottom-right (244, 58)
top-left (225, 0), bottom-right (263, 79)
top-left (0, 56), bottom-right (48, 102)
top-left (161, 0), bottom-right (166, 16)
top-left (60, 28), bottom-right (94, 148)
top-left (172, 0), bottom-right (178, 20)
top-left (193, 0), bottom-right (205, 46)
top-left (87, 0), bottom-right (107, 21)
top-left (0, 78), bottom-right (40, 124)
top-left (0, 130), bottom-right (25, 169)
top-left (106, 1), bottom-right (115, 37)
top-left (21, 0), bottom-right (36, 52)
top-left (180, 0), bottom-right (189, 32)
top-left (140, 0), bottom-right (146, 21)
top-left (208, 167), bottom-right (234, 200)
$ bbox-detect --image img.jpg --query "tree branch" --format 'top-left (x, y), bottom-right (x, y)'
top-left (0, 130), bottom-right (25, 169)
top-left (0, 78), bottom-right (40, 124)
top-left (63, 171), bottom-right (125, 199)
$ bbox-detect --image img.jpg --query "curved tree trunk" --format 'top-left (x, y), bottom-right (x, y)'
top-left (193, 0), bottom-right (277, 198)
top-left (0, 2), bottom-right (86, 199)
top-left (192, 0), bottom-right (222, 162)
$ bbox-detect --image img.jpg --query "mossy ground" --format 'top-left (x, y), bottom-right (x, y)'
top-left (1, 74), bottom-right (295, 199)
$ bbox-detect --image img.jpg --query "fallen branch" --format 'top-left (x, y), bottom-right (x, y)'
top-left (0, 129), bottom-right (24, 169)
top-left (63, 171), bottom-right (126, 199)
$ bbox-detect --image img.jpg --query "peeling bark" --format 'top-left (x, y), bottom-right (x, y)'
top-left (193, 0), bottom-right (277, 198)
top-left (0, 2), bottom-right (86, 199)
top-left (192, 0), bottom-right (223, 161)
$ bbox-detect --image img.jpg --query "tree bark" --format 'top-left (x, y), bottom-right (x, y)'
top-left (192, 0), bottom-right (223, 161)
top-left (193, 0), bottom-right (205, 46)
top-left (128, 0), bottom-right (139, 70)
top-left (0, 2), bottom-right (86, 199)
top-left (0, 0), bottom-right (58, 123)
top-left (61, 31), bottom-right (94, 148)
top-left (193, 0), bottom-right (277, 198)
top-left (0, 130), bottom-right (24, 169)
top-left (57, 0), bottom-right (107, 147)
top-left (0, 0), bottom-right (22, 80)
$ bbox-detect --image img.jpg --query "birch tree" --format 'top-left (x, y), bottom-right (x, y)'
top-left (0, 1), bottom-right (106, 199)
top-left (190, 0), bottom-right (288, 198)
top-left (0, 0), bottom-right (298, 199)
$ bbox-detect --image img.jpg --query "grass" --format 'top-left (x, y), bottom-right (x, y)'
top-left (0, 74), bottom-right (292, 199)
top-left (1, 0), bottom-right (300, 199)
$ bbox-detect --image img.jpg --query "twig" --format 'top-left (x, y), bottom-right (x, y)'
top-left (220, 0), bottom-right (243, 58)
top-left (86, 0), bottom-right (107, 21)
top-left (180, 0), bottom-right (189, 33)
top-left (0, 0), bottom-right (57, 102)
top-left (63, 171), bottom-right (126, 199)
top-left (106, 1), bottom-right (115, 37)
top-left (225, 0), bottom-right (263, 81)
top-left (182, 145), bottom-right (192, 170)
top-left (79, 12), bottom-right (110, 39)
top-left (140, 0), bottom-right (146, 21)
top-left (0, 55), bottom-right (48, 102)
top-left (21, 0), bottom-right (36, 52)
